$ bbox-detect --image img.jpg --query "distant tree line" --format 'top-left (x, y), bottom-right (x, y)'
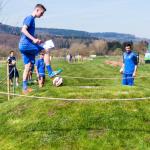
top-left (0, 22), bottom-right (149, 57)
top-left (50, 37), bottom-right (148, 57)
top-left (0, 32), bottom-right (148, 57)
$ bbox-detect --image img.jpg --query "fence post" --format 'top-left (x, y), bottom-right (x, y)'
top-left (7, 62), bottom-right (10, 100)
top-left (13, 67), bottom-right (16, 98)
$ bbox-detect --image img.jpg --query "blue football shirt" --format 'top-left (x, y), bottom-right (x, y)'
top-left (19, 15), bottom-right (35, 45)
top-left (19, 15), bottom-right (43, 54)
top-left (35, 59), bottom-right (45, 76)
top-left (123, 51), bottom-right (138, 74)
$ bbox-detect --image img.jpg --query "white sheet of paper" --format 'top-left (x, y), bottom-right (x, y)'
top-left (40, 40), bottom-right (55, 49)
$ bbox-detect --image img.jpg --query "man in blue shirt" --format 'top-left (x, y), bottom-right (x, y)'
top-left (35, 52), bottom-right (45, 88)
top-left (19, 4), bottom-right (62, 94)
top-left (120, 43), bottom-right (138, 86)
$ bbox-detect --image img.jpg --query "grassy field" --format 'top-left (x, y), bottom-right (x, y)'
top-left (0, 56), bottom-right (150, 150)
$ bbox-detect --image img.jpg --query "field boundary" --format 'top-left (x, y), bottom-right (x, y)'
top-left (0, 91), bottom-right (150, 102)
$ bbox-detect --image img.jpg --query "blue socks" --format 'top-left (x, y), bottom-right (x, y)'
top-left (23, 80), bottom-right (27, 90)
top-left (46, 65), bottom-right (53, 76)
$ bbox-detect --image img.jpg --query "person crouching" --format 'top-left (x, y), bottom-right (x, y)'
top-left (35, 52), bottom-right (45, 87)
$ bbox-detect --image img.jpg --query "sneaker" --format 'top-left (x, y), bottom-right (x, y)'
top-left (22, 90), bottom-right (29, 95)
top-left (22, 88), bottom-right (33, 95)
top-left (27, 88), bottom-right (33, 92)
top-left (49, 69), bottom-right (62, 78)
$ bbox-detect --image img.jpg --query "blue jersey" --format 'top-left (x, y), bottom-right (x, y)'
top-left (123, 51), bottom-right (138, 74)
top-left (35, 59), bottom-right (45, 76)
top-left (19, 15), bottom-right (43, 55)
top-left (19, 15), bottom-right (35, 45)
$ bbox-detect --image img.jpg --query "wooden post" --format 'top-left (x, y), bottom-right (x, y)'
top-left (7, 62), bottom-right (10, 100)
top-left (13, 67), bottom-right (15, 98)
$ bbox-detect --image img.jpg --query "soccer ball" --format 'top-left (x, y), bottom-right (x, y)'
top-left (12, 60), bottom-right (16, 65)
top-left (53, 76), bottom-right (63, 87)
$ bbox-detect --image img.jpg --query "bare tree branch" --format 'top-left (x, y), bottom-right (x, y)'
top-left (0, 0), bottom-right (8, 11)
top-left (0, 0), bottom-right (8, 23)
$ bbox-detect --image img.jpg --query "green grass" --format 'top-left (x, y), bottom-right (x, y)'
top-left (0, 56), bottom-right (150, 150)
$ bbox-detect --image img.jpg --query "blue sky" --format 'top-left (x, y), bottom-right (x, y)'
top-left (0, 0), bottom-right (150, 38)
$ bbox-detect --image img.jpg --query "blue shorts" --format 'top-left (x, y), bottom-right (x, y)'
top-left (19, 43), bottom-right (44, 64)
top-left (122, 74), bottom-right (134, 86)
top-left (39, 75), bottom-right (45, 79)
top-left (21, 53), bottom-right (35, 65)
top-left (39, 73), bottom-right (45, 77)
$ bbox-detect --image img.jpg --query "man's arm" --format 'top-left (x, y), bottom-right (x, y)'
top-left (21, 25), bottom-right (41, 44)
top-left (120, 53), bottom-right (125, 74)
top-left (7, 57), bottom-right (13, 66)
top-left (132, 54), bottom-right (138, 77)
top-left (133, 65), bottom-right (137, 77)
top-left (120, 63), bottom-right (124, 74)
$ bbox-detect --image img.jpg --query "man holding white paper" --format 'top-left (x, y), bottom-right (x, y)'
top-left (19, 4), bottom-right (62, 94)
top-left (40, 40), bottom-right (55, 49)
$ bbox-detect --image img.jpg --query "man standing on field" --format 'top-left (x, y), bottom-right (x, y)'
top-left (19, 4), bottom-right (62, 94)
top-left (120, 43), bottom-right (138, 86)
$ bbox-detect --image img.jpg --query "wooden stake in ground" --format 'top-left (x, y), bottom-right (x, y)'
top-left (7, 62), bottom-right (10, 100)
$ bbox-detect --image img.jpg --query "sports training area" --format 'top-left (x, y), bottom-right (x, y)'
top-left (0, 56), bottom-right (150, 149)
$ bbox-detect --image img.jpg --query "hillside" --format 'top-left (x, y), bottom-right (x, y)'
top-left (91, 32), bottom-right (141, 42)
top-left (0, 57), bottom-right (150, 149)
top-left (0, 23), bottom-right (149, 42)
top-left (0, 33), bottom-right (19, 47)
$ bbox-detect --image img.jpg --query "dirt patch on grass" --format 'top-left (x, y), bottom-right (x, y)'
top-left (47, 102), bottom-right (71, 117)
top-left (48, 111), bottom-right (56, 117)
top-left (10, 103), bottom-right (29, 116)
top-left (88, 129), bottom-right (106, 138)
top-left (105, 60), bottom-right (122, 67)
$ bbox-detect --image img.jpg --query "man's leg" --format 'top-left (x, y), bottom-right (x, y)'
top-left (38, 76), bottom-right (43, 88)
top-left (44, 50), bottom-right (53, 75)
top-left (43, 50), bottom-right (62, 78)
top-left (122, 74), bottom-right (127, 85)
top-left (9, 67), bottom-right (14, 86)
top-left (16, 77), bottom-right (19, 86)
top-left (23, 63), bottom-right (31, 91)
top-left (10, 79), bottom-right (13, 86)
top-left (30, 63), bottom-right (34, 82)
top-left (15, 69), bottom-right (19, 86)
top-left (38, 76), bottom-right (41, 87)
top-left (42, 76), bottom-right (45, 86)
top-left (127, 74), bottom-right (134, 86)
top-left (21, 52), bottom-right (35, 92)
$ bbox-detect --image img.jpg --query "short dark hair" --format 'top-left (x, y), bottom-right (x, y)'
top-left (39, 52), bottom-right (44, 55)
top-left (125, 43), bottom-right (132, 49)
top-left (35, 4), bottom-right (46, 12)
top-left (9, 50), bottom-right (14, 54)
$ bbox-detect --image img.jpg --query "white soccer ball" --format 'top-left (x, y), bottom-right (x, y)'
top-left (53, 76), bottom-right (63, 87)
top-left (12, 60), bottom-right (16, 65)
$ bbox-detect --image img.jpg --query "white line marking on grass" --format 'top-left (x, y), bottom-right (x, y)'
top-left (79, 86), bottom-right (99, 89)
top-left (0, 91), bottom-right (150, 102)
top-left (61, 75), bottom-right (150, 80)
top-left (18, 68), bottom-right (150, 80)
